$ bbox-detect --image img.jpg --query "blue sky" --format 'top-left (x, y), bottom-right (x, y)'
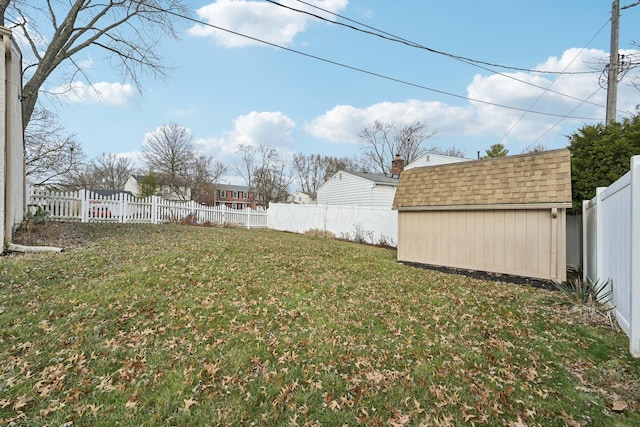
top-left (30, 0), bottom-right (640, 181)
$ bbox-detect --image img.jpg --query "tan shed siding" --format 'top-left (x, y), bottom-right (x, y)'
top-left (398, 209), bottom-right (567, 281)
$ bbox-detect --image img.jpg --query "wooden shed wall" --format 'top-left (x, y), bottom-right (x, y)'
top-left (397, 208), bottom-right (567, 281)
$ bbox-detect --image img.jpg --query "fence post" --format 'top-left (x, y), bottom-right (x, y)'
top-left (152, 196), bottom-right (158, 224)
top-left (247, 208), bottom-right (251, 229)
top-left (594, 187), bottom-right (606, 282)
top-left (630, 155), bottom-right (640, 357)
top-left (80, 189), bottom-right (87, 223)
top-left (582, 200), bottom-right (589, 282)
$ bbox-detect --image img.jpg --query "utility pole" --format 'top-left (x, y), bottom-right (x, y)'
top-left (606, 0), bottom-right (620, 124)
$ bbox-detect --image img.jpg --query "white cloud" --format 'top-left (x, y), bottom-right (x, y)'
top-left (115, 151), bottom-right (145, 170)
top-left (307, 47), bottom-right (639, 151)
top-left (194, 111), bottom-right (296, 161)
top-left (306, 99), bottom-right (469, 143)
top-left (51, 81), bottom-right (136, 106)
top-left (188, 0), bottom-right (349, 47)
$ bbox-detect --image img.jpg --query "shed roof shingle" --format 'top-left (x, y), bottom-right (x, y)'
top-left (393, 148), bottom-right (572, 209)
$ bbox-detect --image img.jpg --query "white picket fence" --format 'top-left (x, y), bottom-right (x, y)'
top-left (583, 155), bottom-right (640, 356)
top-left (27, 186), bottom-right (268, 229)
top-left (268, 203), bottom-right (397, 246)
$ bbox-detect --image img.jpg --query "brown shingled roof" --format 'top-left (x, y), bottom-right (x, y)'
top-left (393, 148), bottom-right (572, 209)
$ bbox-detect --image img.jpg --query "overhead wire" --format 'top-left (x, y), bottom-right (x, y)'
top-left (501, 23), bottom-right (610, 147)
top-left (270, 0), bottom-right (609, 111)
top-left (283, 0), bottom-right (596, 75)
top-left (279, 0), bottom-right (634, 145)
top-left (151, 4), bottom-right (602, 121)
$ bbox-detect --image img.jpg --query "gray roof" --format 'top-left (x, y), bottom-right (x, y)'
top-left (216, 184), bottom-right (251, 192)
top-left (347, 171), bottom-right (399, 186)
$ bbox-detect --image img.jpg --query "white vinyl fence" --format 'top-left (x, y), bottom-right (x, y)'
top-left (583, 155), bottom-right (640, 356)
top-left (269, 203), bottom-right (397, 246)
top-left (28, 186), bottom-right (267, 229)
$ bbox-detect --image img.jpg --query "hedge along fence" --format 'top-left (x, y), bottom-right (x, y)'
top-left (27, 186), bottom-right (268, 229)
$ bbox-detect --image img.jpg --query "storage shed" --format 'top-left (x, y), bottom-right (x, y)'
top-left (393, 149), bottom-right (572, 281)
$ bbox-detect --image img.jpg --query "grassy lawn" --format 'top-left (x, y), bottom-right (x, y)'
top-left (1, 223), bottom-right (640, 426)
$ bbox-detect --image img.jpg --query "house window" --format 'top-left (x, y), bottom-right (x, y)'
top-left (220, 190), bottom-right (226, 198)
top-left (232, 203), bottom-right (237, 209)
top-left (233, 191), bottom-right (238, 199)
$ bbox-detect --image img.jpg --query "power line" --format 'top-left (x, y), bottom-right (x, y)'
top-left (283, 0), bottom-right (598, 76)
top-left (269, 0), bottom-right (608, 110)
top-left (147, 4), bottom-right (603, 121)
top-left (499, 20), bottom-right (612, 145)
top-left (524, 86), bottom-right (603, 151)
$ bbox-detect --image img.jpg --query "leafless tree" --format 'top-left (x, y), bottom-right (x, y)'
top-left (93, 153), bottom-right (135, 190)
top-left (291, 153), bottom-right (324, 193)
top-left (142, 123), bottom-right (195, 199)
top-left (190, 155), bottom-right (228, 201)
top-left (0, 0), bottom-right (189, 129)
top-left (521, 144), bottom-right (547, 154)
top-left (291, 153), bottom-right (366, 192)
top-left (61, 163), bottom-right (101, 191)
top-left (428, 146), bottom-right (466, 158)
top-left (235, 143), bottom-right (292, 205)
top-left (359, 121), bottom-right (436, 175)
top-left (235, 143), bottom-right (258, 192)
top-left (25, 105), bottom-right (85, 187)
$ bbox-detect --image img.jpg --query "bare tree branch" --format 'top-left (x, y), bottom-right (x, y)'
top-left (1, 0), bottom-right (189, 129)
top-left (359, 121), bottom-right (436, 175)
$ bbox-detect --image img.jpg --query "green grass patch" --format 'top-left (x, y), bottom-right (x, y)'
top-left (1, 223), bottom-right (640, 426)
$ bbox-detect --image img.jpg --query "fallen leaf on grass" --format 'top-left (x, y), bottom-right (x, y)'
top-left (183, 398), bottom-right (198, 412)
top-left (608, 400), bottom-right (627, 412)
top-left (125, 394), bottom-right (139, 409)
top-left (13, 395), bottom-right (30, 412)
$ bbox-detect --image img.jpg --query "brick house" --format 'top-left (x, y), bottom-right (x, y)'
top-left (197, 183), bottom-right (265, 210)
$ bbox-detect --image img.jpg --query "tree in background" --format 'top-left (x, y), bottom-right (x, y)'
top-left (190, 155), bottom-right (228, 202)
top-left (138, 172), bottom-right (161, 198)
top-left (141, 123), bottom-right (195, 200)
top-left (485, 143), bottom-right (509, 158)
top-left (428, 146), bottom-right (466, 158)
top-left (235, 143), bottom-right (292, 206)
top-left (522, 143), bottom-right (547, 153)
top-left (93, 153), bottom-right (135, 190)
top-left (568, 113), bottom-right (640, 213)
top-left (291, 153), bottom-right (365, 193)
top-left (359, 121), bottom-right (435, 175)
top-left (0, 0), bottom-right (188, 130)
top-left (25, 105), bottom-right (84, 187)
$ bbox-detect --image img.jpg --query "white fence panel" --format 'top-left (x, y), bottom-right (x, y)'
top-left (583, 155), bottom-right (640, 356)
top-left (27, 186), bottom-right (267, 229)
top-left (566, 215), bottom-right (582, 269)
top-left (269, 203), bottom-right (397, 246)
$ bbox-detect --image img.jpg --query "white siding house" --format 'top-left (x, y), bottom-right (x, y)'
top-left (124, 175), bottom-right (191, 201)
top-left (289, 191), bottom-right (317, 205)
top-left (317, 171), bottom-right (399, 207)
top-left (1, 28), bottom-right (24, 250)
top-left (404, 153), bottom-right (471, 170)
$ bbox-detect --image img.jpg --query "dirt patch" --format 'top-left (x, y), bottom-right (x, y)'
top-left (10, 221), bottom-right (87, 250)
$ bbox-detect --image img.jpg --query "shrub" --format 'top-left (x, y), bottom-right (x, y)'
top-left (304, 228), bottom-right (336, 239)
top-left (545, 276), bottom-right (614, 321)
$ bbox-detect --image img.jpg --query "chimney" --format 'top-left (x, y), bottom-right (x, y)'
top-left (391, 154), bottom-right (405, 177)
